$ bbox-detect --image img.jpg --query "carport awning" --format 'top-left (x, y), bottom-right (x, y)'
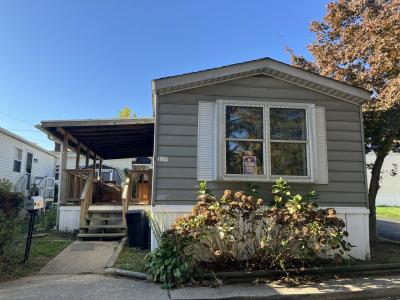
top-left (39, 118), bottom-right (154, 159)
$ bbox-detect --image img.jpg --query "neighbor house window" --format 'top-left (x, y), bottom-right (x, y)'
top-left (55, 164), bottom-right (60, 180)
top-left (13, 147), bottom-right (23, 172)
top-left (222, 101), bottom-right (313, 181)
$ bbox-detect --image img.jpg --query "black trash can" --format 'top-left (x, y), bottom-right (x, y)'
top-left (125, 210), bottom-right (150, 249)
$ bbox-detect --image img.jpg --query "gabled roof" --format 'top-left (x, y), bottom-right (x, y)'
top-left (0, 127), bottom-right (57, 158)
top-left (152, 57), bottom-right (371, 105)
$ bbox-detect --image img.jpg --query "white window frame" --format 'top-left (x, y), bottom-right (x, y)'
top-left (218, 99), bottom-right (316, 183)
top-left (13, 147), bottom-right (23, 173)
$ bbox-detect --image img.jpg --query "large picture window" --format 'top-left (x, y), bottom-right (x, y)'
top-left (222, 101), bottom-right (313, 181)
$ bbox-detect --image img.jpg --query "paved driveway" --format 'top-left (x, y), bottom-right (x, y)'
top-left (377, 219), bottom-right (400, 241)
top-left (0, 274), bottom-right (169, 300)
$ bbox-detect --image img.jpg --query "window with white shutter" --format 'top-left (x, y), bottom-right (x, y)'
top-left (197, 101), bottom-right (216, 181)
top-left (197, 99), bottom-right (329, 184)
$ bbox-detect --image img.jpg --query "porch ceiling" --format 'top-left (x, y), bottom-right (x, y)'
top-left (39, 118), bottom-right (154, 159)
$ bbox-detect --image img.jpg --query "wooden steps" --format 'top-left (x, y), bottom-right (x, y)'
top-left (80, 224), bottom-right (126, 229)
top-left (77, 233), bottom-right (126, 239)
top-left (79, 204), bottom-right (126, 240)
top-left (85, 217), bottom-right (122, 222)
top-left (88, 205), bottom-right (122, 213)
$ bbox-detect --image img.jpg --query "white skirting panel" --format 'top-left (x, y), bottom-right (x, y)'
top-left (151, 205), bottom-right (370, 260)
top-left (59, 206), bottom-right (80, 232)
top-left (150, 205), bottom-right (193, 250)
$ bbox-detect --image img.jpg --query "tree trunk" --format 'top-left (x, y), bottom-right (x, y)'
top-left (368, 152), bottom-right (386, 245)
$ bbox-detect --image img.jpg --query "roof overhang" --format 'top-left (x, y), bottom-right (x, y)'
top-left (152, 58), bottom-right (371, 106)
top-left (38, 118), bottom-right (154, 160)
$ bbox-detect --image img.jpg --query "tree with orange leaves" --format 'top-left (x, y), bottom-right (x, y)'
top-left (289, 0), bottom-right (400, 244)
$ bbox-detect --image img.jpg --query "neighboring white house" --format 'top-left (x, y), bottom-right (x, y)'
top-left (0, 127), bottom-right (57, 197)
top-left (366, 152), bottom-right (400, 206)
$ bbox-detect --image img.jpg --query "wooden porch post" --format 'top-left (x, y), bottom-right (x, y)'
top-left (75, 143), bottom-right (81, 169)
top-left (99, 157), bottom-right (103, 179)
top-left (85, 152), bottom-right (89, 168)
top-left (60, 132), bottom-right (69, 205)
top-left (93, 154), bottom-right (97, 178)
top-left (74, 144), bottom-right (81, 200)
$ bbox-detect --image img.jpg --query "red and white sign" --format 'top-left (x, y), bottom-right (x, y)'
top-left (243, 156), bottom-right (257, 175)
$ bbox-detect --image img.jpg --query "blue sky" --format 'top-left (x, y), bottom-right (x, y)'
top-left (0, 0), bottom-right (328, 150)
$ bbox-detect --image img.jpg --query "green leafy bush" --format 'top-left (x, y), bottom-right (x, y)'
top-left (34, 207), bottom-right (57, 233)
top-left (0, 179), bottom-right (24, 273)
top-left (173, 178), bottom-right (351, 270)
top-left (146, 178), bottom-right (352, 286)
top-left (145, 231), bottom-right (194, 288)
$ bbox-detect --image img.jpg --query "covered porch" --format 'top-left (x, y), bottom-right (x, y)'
top-left (39, 118), bottom-right (154, 239)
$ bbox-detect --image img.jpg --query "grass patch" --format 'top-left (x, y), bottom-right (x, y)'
top-left (376, 206), bottom-right (400, 221)
top-left (0, 229), bottom-right (74, 282)
top-left (114, 247), bottom-right (149, 273)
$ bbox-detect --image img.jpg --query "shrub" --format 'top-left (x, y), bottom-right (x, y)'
top-left (145, 231), bottom-right (194, 288)
top-left (35, 207), bottom-right (57, 233)
top-left (146, 178), bottom-right (352, 286)
top-left (172, 178), bottom-right (351, 271)
top-left (0, 179), bottom-right (24, 272)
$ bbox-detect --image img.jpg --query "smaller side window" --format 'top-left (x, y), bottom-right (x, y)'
top-left (13, 147), bottom-right (23, 173)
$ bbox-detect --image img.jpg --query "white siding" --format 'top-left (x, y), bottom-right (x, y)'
top-left (366, 152), bottom-right (400, 206)
top-left (0, 131), bottom-right (56, 186)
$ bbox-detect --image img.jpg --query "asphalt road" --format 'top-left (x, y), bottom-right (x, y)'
top-left (377, 219), bottom-right (400, 241)
top-left (0, 274), bottom-right (169, 300)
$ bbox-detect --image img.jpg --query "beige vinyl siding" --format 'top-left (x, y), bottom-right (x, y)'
top-left (155, 76), bottom-right (367, 207)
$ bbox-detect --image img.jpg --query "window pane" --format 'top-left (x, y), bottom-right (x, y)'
top-left (13, 160), bottom-right (21, 173)
top-left (102, 171), bottom-right (111, 181)
top-left (14, 148), bottom-right (22, 160)
top-left (270, 108), bottom-right (306, 140)
top-left (226, 106), bottom-right (263, 139)
top-left (226, 141), bottom-right (264, 175)
top-left (271, 143), bottom-right (307, 176)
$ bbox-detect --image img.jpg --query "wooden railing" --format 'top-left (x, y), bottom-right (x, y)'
top-left (66, 169), bottom-right (93, 203)
top-left (129, 170), bottom-right (152, 205)
top-left (121, 176), bottom-right (131, 226)
top-left (79, 175), bottom-right (94, 228)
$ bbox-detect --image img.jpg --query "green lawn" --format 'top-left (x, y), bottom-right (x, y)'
top-left (0, 232), bottom-right (74, 282)
top-left (114, 247), bottom-right (150, 273)
top-left (0, 209), bottom-right (75, 283)
top-left (376, 206), bottom-right (400, 221)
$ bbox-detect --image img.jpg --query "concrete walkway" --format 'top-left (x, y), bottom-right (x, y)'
top-left (39, 240), bottom-right (118, 275)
